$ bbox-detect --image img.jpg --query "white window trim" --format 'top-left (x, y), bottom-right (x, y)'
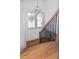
top-left (27, 12), bottom-right (44, 29)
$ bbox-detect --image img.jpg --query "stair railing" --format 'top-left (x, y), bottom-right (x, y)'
top-left (39, 10), bottom-right (59, 42)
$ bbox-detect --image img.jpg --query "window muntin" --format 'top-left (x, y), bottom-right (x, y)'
top-left (27, 12), bottom-right (44, 28)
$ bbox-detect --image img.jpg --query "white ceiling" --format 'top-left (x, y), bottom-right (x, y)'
top-left (20, 0), bottom-right (47, 2)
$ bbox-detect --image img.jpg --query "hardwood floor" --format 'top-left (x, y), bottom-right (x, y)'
top-left (21, 41), bottom-right (58, 59)
top-left (27, 39), bottom-right (40, 48)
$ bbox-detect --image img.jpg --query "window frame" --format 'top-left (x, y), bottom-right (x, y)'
top-left (27, 11), bottom-right (44, 29)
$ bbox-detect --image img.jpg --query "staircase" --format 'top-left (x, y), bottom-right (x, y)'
top-left (39, 10), bottom-right (59, 43)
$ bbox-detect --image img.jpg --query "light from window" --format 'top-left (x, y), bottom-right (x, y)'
top-left (37, 13), bottom-right (43, 27)
top-left (27, 12), bottom-right (35, 28)
top-left (27, 12), bottom-right (43, 28)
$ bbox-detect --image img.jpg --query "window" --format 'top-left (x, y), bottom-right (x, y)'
top-left (27, 12), bottom-right (35, 28)
top-left (27, 12), bottom-right (44, 28)
top-left (37, 13), bottom-right (43, 27)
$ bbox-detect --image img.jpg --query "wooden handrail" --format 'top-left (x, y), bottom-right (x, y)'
top-left (40, 9), bottom-right (59, 33)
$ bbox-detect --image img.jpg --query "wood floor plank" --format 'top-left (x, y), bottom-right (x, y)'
top-left (21, 41), bottom-right (58, 59)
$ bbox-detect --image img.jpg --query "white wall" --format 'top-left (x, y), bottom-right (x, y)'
top-left (20, 0), bottom-right (59, 51)
top-left (23, 0), bottom-right (46, 41)
top-left (45, 0), bottom-right (59, 24)
top-left (20, 0), bottom-right (46, 51)
top-left (56, 13), bottom-right (59, 34)
top-left (20, 2), bottom-right (26, 51)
